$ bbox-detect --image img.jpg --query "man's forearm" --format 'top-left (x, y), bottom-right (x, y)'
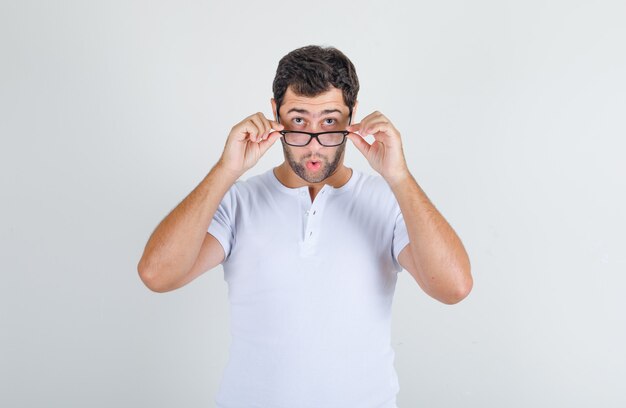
top-left (137, 163), bottom-right (238, 289)
top-left (388, 172), bottom-right (472, 302)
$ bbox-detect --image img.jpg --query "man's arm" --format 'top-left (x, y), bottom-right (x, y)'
top-left (347, 111), bottom-right (472, 304)
top-left (390, 173), bottom-right (472, 304)
top-left (137, 113), bottom-right (283, 292)
top-left (137, 164), bottom-right (237, 292)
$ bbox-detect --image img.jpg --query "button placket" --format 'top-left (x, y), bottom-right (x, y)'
top-left (298, 189), bottom-right (310, 242)
top-left (303, 187), bottom-right (331, 243)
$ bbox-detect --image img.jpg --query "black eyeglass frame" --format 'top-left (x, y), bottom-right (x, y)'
top-left (278, 130), bottom-right (350, 147)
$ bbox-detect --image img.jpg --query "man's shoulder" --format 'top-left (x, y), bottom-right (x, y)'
top-left (227, 169), bottom-right (274, 197)
top-left (237, 169), bottom-right (271, 186)
top-left (351, 168), bottom-right (393, 195)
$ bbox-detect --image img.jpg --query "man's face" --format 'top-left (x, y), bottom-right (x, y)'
top-left (273, 87), bottom-right (353, 184)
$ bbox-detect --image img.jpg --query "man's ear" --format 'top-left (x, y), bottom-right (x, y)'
top-left (350, 100), bottom-right (359, 124)
top-left (271, 98), bottom-right (277, 121)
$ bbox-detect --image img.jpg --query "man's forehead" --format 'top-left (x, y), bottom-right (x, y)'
top-left (281, 87), bottom-right (348, 115)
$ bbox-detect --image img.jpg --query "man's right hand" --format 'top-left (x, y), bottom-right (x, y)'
top-left (217, 112), bottom-right (284, 178)
top-left (138, 113), bottom-right (283, 292)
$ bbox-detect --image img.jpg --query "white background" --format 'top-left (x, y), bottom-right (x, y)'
top-left (1, 0), bottom-right (625, 407)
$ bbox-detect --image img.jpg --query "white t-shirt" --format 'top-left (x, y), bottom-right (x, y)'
top-left (208, 167), bottom-right (410, 408)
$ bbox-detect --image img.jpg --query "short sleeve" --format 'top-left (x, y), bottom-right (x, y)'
top-left (207, 184), bottom-right (237, 263)
top-left (391, 206), bottom-right (410, 273)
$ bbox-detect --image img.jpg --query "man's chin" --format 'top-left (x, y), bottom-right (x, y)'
top-left (299, 171), bottom-right (328, 184)
top-left (293, 165), bottom-right (331, 184)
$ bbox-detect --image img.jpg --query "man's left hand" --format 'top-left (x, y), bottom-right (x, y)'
top-left (347, 111), bottom-right (410, 186)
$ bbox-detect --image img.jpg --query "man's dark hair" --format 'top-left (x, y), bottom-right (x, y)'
top-left (272, 45), bottom-right (359, 117)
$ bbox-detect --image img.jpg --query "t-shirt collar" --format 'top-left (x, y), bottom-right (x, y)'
top-left (267, 167), bottom-right (359, 196)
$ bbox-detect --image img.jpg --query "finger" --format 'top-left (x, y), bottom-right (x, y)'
top-left (362, 120), bottom-right (394, 138)
top-left (258, 114), bottom-right (284, 141)
top-left (354, 120), bottom-right (376, 137)
top-left (236, 119), bottom-right (261, 143)
top-left (346, 122), bottom-right (362, 133)
top-left (254, 112), bottom-right (274, 141)
top-left (352, 111), bottom-right (376, 126)
top-left (254, 113), bottom-right (285, 141)
top-left (258, 130), bottom-right (282, 154)
top-left (269, 119), bottom-right (284, 132)
top-left (346, 132), bottom-right (371, 157)
top-left (248, 115), bottom-right (266, 142)
top-left (351, 111), bottom-right (387, 136)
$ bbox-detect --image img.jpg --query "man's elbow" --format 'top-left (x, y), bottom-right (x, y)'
top-left (440, 268), bottom-right (473, 305)
top-left (137, 259), bottom-right (174, 293)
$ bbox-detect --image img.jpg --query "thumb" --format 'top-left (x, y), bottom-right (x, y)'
top-left (347, 132), bottom-right (370, 157)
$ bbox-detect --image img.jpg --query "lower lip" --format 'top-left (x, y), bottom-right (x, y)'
top-left (306, 161), bottom-right (321, 171)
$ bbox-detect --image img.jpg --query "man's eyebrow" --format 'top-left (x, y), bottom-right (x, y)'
top-left (286, 108), bottom-right (343, 115)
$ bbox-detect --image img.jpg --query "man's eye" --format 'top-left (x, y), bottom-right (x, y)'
top-left (293, 118), bottom-right (304, 125)
top-left (324, 118), bottom-right (336, 125)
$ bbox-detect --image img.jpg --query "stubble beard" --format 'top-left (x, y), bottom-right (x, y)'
top-left (282, 140), bottom-right (346, 183)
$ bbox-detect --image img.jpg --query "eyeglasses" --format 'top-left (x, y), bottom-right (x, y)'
top-left (279, 130), bottom-right (349, 147)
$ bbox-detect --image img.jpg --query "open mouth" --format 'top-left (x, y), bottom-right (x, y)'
top-left (306, 160), bottom-right (322, 171)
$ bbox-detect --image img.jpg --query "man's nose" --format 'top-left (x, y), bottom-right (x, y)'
top-left (307, 135), bottom-right (325, 150)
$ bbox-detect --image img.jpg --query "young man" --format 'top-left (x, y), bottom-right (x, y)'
top-left (138, 45), bottom-right (472, 407)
